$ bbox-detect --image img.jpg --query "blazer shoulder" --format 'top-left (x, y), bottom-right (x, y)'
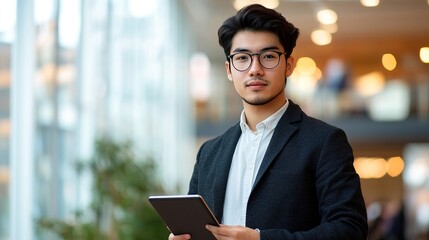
top-left (287, 101), bottom-right (347, 136)
top-left (198, 123), bottom-right (241, 155)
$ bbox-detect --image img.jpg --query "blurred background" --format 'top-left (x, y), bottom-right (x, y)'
top-left (1, 0), bottom-right (429, 239)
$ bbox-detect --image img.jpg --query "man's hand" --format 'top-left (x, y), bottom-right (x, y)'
top-left (206, 224), bottom-right (260, 240)
top-left (168, 233), bottom-right (191, 240)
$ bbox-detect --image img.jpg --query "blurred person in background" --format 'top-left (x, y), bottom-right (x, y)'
top-left (169, 4), bottom-right (367, 240)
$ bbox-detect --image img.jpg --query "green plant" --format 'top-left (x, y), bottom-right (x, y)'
top-left (38, 137), bottom-right (169, 240)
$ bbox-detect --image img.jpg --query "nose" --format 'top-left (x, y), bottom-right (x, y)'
top-left (248, 55), bottom-right (264, 76)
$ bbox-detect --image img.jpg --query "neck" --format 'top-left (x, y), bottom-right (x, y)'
top-left (243, 97), bottom-right (287, 131)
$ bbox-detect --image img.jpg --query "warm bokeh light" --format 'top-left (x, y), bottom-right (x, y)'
top-left (387, 157), bottom-right (405, 177)
top-left (371, 158), bottom-right (389, 179)
top-left (382, 53), bottom-right (397, 71)
top-left (233, 0), bottom-right (279, 10)
top-left (0, 166), bottom-right (10, 184)
top-left (321, 23), bottom-right (338, 33)
top-left (420, 47), bottom-right (429, 63)
top-left (354, 156), bottom-right (405, 179)
top-left (288, 57), bottom-right (322, 101)
top-left (57, 64), bottom-right (75, 85)
top-left (0, 69), bottom-right (10, 87)
top-left (288, 70), bottom-right (321, 99)
top-left (360, 0), bottom-right (380, 7)
top-left (0, 119), bottom-right (10, 137)
top-left (354, 71), bottom-right (386, 97)
top-left (295, 57), bottom-right (317, 76)
top-left (37, 63), bottom-right (57, 85)
top-left (311, 29), bottom-right (332, 46)
top-left (316, 9), bottom-right (338, 25)
top-left (354, 157), bottom-right (387, 179)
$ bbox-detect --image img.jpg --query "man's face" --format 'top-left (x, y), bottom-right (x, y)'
top-left (225, 30), bottom-right (295, 106)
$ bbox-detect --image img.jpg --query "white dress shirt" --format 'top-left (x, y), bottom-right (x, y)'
top-left (222, 100), bottom-right (289, 226)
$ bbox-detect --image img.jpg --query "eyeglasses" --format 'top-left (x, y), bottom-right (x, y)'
top-left (228, 50), bottom-right (287, 72)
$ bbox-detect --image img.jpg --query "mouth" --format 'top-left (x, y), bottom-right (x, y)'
top-left (245, 79), bottom-right (269, 90)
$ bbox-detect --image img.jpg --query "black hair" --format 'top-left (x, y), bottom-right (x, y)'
top-left (218, 4), bottom-right (300, 60)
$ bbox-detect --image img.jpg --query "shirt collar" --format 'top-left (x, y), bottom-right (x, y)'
top-left (239, 99), bottom-right (289, 133)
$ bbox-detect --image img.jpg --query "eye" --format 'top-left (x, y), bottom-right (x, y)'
top-left (261, 52), bottom-right (278, 60)
top-left (234, 54), bottom-right (250, 62)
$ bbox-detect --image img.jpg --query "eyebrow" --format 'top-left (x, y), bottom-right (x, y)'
top-left (231, 46), bottom-right (281, 53)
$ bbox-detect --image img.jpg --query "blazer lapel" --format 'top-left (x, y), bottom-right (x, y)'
top-left (252, 101), bottom-right (302, 190)
top-left (212, 124), bottom-right (242, 221)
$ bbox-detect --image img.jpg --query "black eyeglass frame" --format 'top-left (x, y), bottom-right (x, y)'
top-left (227, 50), bottom-right (288, 72)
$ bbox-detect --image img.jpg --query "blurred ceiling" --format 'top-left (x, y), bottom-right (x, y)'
top-left (182, 0), bottom-right (429, 79)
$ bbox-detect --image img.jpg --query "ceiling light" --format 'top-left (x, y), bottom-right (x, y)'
top-left (360, 0), bottom-right (380, 7)
top-left (382, 53), bottom-right (397, 71)
top-left (311, 29), bottom-right (332, 46)
top-left (316, 9), bottom-right (338, 25)
top-left (420, 47), bottom-right (429, 63)
top-left (233, 0), bottom-right (279, 10)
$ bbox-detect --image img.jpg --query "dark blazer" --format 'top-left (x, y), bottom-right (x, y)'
top-left (188, 101), bottom-right (368, 240)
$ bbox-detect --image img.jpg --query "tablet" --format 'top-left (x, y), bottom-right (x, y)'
top-left (148, 194), bottom-right (219, 240)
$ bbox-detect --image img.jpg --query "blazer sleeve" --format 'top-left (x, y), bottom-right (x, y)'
top-left (258, 128), bottom-right (368, 240)
top-left (188, 145), bottom-right (200, 195)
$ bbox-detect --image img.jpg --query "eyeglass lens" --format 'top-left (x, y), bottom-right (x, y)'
top-left (231, 51), bottom-right (282, 71)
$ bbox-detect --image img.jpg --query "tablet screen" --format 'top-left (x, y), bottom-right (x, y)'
top-left (148, 194), bottom-right (219, 240)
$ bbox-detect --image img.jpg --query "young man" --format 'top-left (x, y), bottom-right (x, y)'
top-left (170, 4), bottom-right (367, 240)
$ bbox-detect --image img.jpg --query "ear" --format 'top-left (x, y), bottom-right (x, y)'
top-left (225, 61), bottom-right (233, 81)
top-left (285, 56), bottom-right (295, 77)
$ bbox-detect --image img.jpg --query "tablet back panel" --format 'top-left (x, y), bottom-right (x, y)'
top-left (149, 195), bottom-right (219, 240)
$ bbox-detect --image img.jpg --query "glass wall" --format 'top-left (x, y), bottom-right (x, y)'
top-left (3, 0), bottom-right (195, 239)
top-left (0, 0), bottom-right (15, 238)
